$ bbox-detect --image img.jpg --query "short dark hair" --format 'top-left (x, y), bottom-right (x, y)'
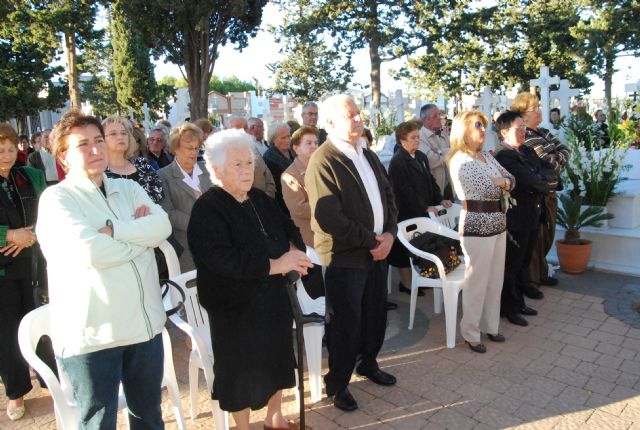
top-left (0, 123), bottom-right (19, 147)
top-left (52, 110), bottom-right (104, 162)
top-left (291, 126), bottom-right (319, 148)
top-left (419, 103), bottom-right (438, 119)
top-left (395, 120), bottom-right (421, 144)
top-left (495, 110), bottom-right (522, 139)
top-left (550, 108), bottom-right (560, 115)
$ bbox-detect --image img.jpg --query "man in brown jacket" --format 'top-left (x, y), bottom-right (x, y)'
top-left (306, 94), bottom-right (398, 412)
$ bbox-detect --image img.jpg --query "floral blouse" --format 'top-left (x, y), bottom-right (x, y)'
top-left (106, 156), bottom-right (164, 203)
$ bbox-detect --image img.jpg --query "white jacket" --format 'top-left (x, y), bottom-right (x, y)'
top-left (36, 173), bottom-right (172, 358)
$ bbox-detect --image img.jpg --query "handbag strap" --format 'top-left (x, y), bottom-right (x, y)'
top-left (160, 278), bottom-right (186, 317)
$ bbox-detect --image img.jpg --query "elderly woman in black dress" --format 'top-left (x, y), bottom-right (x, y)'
top-left (187, 129), bottom-right (313, 430)
top-left (387, 120), bottom-right (452, 296)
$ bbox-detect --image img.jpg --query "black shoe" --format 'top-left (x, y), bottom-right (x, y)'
top-left (523, 287), bottom-right (544, 300)
top-left (399, 282), bottom-right (424, 296)
top-left (333, 387), bottom-right (358, 411)
top-left (356, 367), bottom-right (397, 386)
top-left (385, 301), bottom-right (398, 311)
top-left (487, 333), bottom-right (506, 342)
top-left (506, 313), bottom-right (529, 326)
top-left (520, 305), bottom-right (538, 316)
top-left (541, 277), bottom-right (559, 286)
top-left (465, 341), bottom-right (487, 353)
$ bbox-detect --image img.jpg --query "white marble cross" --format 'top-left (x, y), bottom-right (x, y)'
top-left (530, 66), bottom-right (560, 129)
top-left (550, 79), bottom-right (580, 120)
top-left (394, 89), bottom-right (405, 125)
top-left (143, 103), bottom-right (150, 131)
top-left (625, 80), bottom-right (640, 101)
top-left (479, 86), bottom-right (494, 122)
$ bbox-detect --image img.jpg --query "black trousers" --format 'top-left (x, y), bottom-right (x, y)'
top-left (324, 261), bottom-right (388, 396)
top-left (501, 228), bottom-right (539, 316)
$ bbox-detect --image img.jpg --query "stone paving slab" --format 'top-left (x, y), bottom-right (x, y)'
top-left (3, 269), bottom-right (640, 429)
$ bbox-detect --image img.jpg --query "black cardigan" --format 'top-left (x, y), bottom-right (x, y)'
top-left (187, 186), bottom-right (305, 314)
top-left (388, 147), bottom-right (443, 221)
top-left (494, 142), bottom-right (552, 232)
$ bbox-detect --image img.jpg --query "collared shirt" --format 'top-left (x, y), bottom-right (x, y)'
top-left (40, 149), bottom-right (59, 182)
top-left (177, 160), bottom-right (203, 194)
top-left (330, 135), bottom-right (384, 234)
top-left (254, 138), bottom-right (269, 156)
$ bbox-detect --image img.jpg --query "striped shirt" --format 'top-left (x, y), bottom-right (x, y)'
top-left (524, 127), bottom-right (570, 173)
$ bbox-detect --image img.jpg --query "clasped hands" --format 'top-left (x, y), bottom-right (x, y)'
top-left (370, 232), bottom-right (393, 261)
top-left (1, 226), bottom-right (36, 257)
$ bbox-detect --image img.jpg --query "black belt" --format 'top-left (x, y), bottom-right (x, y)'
top-left (462, 200), bottom-right (502, 213)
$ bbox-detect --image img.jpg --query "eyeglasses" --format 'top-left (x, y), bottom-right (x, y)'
top-left (474, 121), bottom-right (486, 130)
top-left (526, 105), bottom-right (541, 113)
top-left (105, 131), bottom-right (128, 138)
top-left (147, 138), bottom-right (164, 143)
top-left (512, 125), bottom-right (527, 132)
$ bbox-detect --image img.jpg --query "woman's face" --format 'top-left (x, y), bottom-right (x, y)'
top-left (502, 117), bottom-right (527, 147)
top-left (174, 134), bottom-right (200, 171)
top-left (294, 133), bottom-right (318, 164)
top-left (400, 129), bottom-right (420, 155)
top-left (62, 125), bottom-right (107, 180)
top-left (103, 122), bottom-right (129, 155)
top-left (273, 127), bottom-right (291, 154)
top-left (466, 118), bottom-right (486, 151)
top-left (217, 146), bottom-right (254, 197)
top-left (0, 139), bottom-right (18, 172)
top-left (522, 100), bottom-right (542, 128)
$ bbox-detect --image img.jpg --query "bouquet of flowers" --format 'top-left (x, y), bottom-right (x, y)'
top-left (562, 127), bottom-right (629, 206)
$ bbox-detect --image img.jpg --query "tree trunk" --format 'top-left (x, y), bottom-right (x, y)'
top-left (367, 0), bottom-right (381, 126)
top-left (603, 50), bottom-right (615, 114)
top-left (184, 25), bottom-right (214, 120)
top-left (65, 30), bottom-right (81, 109)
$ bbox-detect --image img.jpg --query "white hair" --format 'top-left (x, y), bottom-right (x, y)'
top-left (203, 129), bottom-right (255, 185)
top-left (267, 122), bottom-right (290, 146)
top-left (321, 94), bottom-right (356, 129)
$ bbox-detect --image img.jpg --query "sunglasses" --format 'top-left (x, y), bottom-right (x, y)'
top-left (474, 121), bottom-right (486, 130)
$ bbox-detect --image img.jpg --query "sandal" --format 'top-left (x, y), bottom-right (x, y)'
top-left (7, 405), bottom-right (25, 421)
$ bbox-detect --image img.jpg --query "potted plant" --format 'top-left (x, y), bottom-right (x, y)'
top-left (556, 193), bottom-right (614, 273)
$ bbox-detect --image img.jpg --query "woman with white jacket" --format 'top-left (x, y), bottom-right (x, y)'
top-left (36, 110), bottom-right (171, 429)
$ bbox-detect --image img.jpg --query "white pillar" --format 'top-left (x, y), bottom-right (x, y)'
top-left (530, 66), bottom-right (560, 130)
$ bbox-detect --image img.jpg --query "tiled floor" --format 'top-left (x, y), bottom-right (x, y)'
top-left (3, 269), bottom-right (640, 429)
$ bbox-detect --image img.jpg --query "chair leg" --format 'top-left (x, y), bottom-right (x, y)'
top-left (387, 265), bottom-right (394, 294)
top-left (408, 283), bottom-right (419, 330)
top-left (302, 324), bottom-right (324, 403)
top-left (210, 399), bottom-right (229, 430)
top-left (433, 288), bottom-right (443, 314)
top-left (443, 286), bottom-right (460, 348)
top-left (188, 361), bottom-right (200, 420)
top-left (161, 330), bottom-right (187, 430)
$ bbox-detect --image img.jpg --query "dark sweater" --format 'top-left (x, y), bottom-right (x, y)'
top-left (306, 138), bottom-right (398, 269)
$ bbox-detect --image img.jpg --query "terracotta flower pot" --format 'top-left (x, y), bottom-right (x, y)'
top-left (556, 240), bottom-right (593, 274)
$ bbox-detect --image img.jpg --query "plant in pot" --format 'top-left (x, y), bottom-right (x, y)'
top-left (556, 193), bottom-right (614, 274)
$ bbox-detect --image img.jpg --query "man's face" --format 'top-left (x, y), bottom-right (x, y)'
top-left (42, 130), bottom-right (51, 150)
top-left (326, 98), bottom-right (363, 144)
top-left (422, 108), bottom-right (441, 132)
top-left (550, 111), bottom-right (561, 124)
top-left (248, 119), bottom-right (264, 141)
top-left (228, 118), bottom-right (248, 131)
top-left (301, 106), bottom-right (319, 127)
top-left (147, 130), bottom-right (165, 155)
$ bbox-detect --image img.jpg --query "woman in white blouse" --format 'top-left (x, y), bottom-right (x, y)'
top-left (158, 123), bottom-right (212, 271)
top-left (448, 111), bottom-right (515, 353)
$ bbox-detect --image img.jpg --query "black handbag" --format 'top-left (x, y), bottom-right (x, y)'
top-left (409, 231), bottom-right (462, 279)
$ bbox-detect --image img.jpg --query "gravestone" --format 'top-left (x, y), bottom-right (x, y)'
top-left (550, 80), bottom-right (580, 122)
top-left (530, 66), bottom-right (560, 130)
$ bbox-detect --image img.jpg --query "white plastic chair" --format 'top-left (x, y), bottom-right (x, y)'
top-left (162, 270), bottom-right (229, 429)
top-left (396, 217), bottom-right (466, 348)
top-left (428, 203), bottom-right (462, 230)
top-left (18, 305), bottom-right (187, 429)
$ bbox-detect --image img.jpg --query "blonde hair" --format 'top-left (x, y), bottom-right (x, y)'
top-left (511, 92), bottom-right (539, 114)
top-left (102, 116), bottom-right (138, 160)
top-left (447, 111), bottom-right (488, 164)
top-left (169, 122), bottom-right (204, 154)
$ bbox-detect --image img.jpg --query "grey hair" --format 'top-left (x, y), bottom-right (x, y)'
top-left (149, 124), bottom-right (169, 145)
top-left (267, 122), bottom-right (290, 146)
top-left (321, 94), bottom-right (357, 128)
top-left (203, 129), bottom-right (255, 185)
top-left (420, 103), bottom-right (438, 119)
top-left (302, 101), bottom-right (318, 111)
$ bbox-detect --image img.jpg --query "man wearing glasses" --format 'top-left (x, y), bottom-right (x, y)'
top-left (146, 125), bottom-right (174, 170)
top-left (301, 101), bottom-right (328, 144)
top-left (419, 103), bottom-right (454, 200)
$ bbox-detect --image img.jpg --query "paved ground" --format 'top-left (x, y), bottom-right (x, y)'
top-left (3, 269), bottom-right (640, 429)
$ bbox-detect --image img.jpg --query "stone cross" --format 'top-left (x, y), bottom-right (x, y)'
top-left (414, 99), bottom-right (424, 118)
top-left (282, 96), bottom-right (290, 121)
top-left (479, 86), bottom-right (494, 122)
top-left (530, 66), bottom-right (560, 129)
top-left (625, 80), bottom-right (640, 102)
top-left (550, 79), bottom-right (580, 121)
top-left (394, 89), bottom-right (405, 125)
top-left (143, 103), bottom-right (150, 131)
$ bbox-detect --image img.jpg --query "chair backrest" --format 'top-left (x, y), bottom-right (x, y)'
top-left (398, 217), bottom-right (460, 245)
top-left (18, 306), bottom-right (79, 429)
top-left (170, 270), bottom-right (213, 356)
top-left (159, 240), bottom-right (182, 280)
top-left (428, 203), bottom-right (462, 230)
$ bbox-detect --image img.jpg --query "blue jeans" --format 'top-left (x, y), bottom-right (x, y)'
top-left (58, 334), bottom-right (164, 430)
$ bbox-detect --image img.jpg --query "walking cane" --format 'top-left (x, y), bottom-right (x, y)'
top-left (286, 272), bottom-right (324, 429)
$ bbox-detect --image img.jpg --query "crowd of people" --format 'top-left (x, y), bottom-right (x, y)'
top-left (0, 91), bottom-right (578, 428)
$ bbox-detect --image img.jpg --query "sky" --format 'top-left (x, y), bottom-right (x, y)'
top-left (153, 3), bottom-right (640, 101)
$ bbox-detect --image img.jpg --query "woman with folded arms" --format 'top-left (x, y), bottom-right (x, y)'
top-left (448, 111), bottom-right (515, 353)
